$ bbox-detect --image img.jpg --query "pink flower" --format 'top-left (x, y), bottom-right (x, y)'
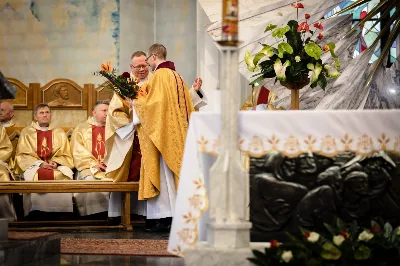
top-left (297, 22), bottom-right (310, 32)
top-left (291, 2), bottom-right (304, 8)
top-left (313, 22), bottom-right (324, 30)
top-left (317, 33), bottom-right (324, 40)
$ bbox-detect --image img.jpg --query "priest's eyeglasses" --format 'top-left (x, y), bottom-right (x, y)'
top-left (131, 64), bottom-right (148, 70)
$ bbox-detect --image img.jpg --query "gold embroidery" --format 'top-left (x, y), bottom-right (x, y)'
top-left (95, 133), bottom-right (105, 162)
top-left (40, 137), bottom-right (50, 158)
top-left (197, 133), bottom-right (400, 158)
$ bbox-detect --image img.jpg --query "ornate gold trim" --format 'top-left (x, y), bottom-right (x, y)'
top-left (198, 133), bottom-right (400, 158)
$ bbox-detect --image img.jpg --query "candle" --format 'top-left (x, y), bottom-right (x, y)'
top-left (221, 0), bottom-right (239, 44)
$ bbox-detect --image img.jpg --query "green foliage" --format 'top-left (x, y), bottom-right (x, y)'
top-left (305, 42), bottom-right (323, 60)
top-left (244, 14), bottom-right (341, 91)
top-left (94, 69), bottom-right (139, 100)
top-left (272, 25), bottom-right (290, 39)
top-left (248, 219), bottom-right (400, 266)
top-left (265, 24), bottom-right (277, 32)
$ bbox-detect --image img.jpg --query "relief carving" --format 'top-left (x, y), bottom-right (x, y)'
top-left (46, 84), bottom-right (81, 106)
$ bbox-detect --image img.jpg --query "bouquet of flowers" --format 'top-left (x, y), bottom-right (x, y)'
top-left (249, 218), bottom-right (400, 266)
top-left (244, 2), bottom-right (341, 91)
top-left (94, 61), bottom-right (142, 100)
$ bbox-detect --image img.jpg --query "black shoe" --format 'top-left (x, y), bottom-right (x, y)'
top-left (144, 218), bottom-right (172, 233)
top-left (144, 219), bottom-right (157, 232)
top-left (108, 216), bottom-right (121, 225)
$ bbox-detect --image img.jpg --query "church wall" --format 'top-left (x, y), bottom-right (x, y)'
top-left (155, 0), bottom-right (197, 85)
top-left (119, 0), bottom-right (154, 72)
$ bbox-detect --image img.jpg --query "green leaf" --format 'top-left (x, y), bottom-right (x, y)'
top-left (321, 242), bottom-right (342, 260)
top-left (324, 223), bottom-right (336, 235)
top-left (318, 74), bottom-right (328, 90)
top-left (305, 42), bottom-right (323, 60)
top-left (327, 42), bottom-right (338, 58)
top-left (265, 24), bottom-right (277, 32)
top-left (274, 58), bottom-right (291, 81)
top-left (249, 75), bottom-right (265, 86)
top-left (272, 25), bottom-right (290, 39)
top-left (384, 223), bottom-right (393, 238)
top-left (333, 59), bottom-right (340, 70)
top-left (324, 64), bottom-right (340, 78)
top-left (309, 62), bottom-right (322, 84)
top-left (244, 50), bottom-right (260, 72)
top-left (354, 245), bottom-right (371, 260)
top-left (277, 42), bottom-right (293, 58)
top-left (253, 45), bottom-right (275, 65)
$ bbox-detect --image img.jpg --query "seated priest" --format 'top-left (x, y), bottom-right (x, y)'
top-left (15, 103), bottom-right (75, 219)
top-left (0, 123), bottom-right (16, 221)
top-left (0, 101), bottom-right (15, 127)
top-left (70, 100), bottom-right (111, 218)
top-left (240, 85), bottom-right (278, 110)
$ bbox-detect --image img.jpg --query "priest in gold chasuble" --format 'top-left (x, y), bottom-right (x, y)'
top-left (240, 85), bottom-right (277, 110)
top-left (15, 104), bottom-right (74, 216)
top-left (132, 44), bottom-right (194, 230)
top-left (70, 100), bottom-right (110, 216)
top-left (0, 124), bottom-right (16, 221)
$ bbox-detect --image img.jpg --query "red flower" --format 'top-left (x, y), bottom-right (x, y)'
top-left (340, 230), bottom-right (350, 239)
top-left (121, 72), bottom-right (131, 79)
top-left (305, 13), bottom-right (310, 19)
top-left (270, 240), bottom-right (279, 248)
top-left (291, 2), bottom-right (304, 8)
top-left (313, 22), bottom-right (324, 30)
top-left (370, 225), bottom-right (380, 234)
top-left (317, 33), bottom-right (324, 40)
top-left (297, 22), bottom-right (310, 32)
top-left (304, 232), bottom-right (310, 238)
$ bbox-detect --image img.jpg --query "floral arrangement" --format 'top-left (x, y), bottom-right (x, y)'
top-left (94, 61), bottom-right (142, 100)
top-left (244, 2), bottom-right (341, 90)
top-left (249, 219), bottom-right (400, 265)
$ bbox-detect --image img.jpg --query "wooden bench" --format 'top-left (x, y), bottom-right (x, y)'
top-left (0, 181), bottom-right (138, 231)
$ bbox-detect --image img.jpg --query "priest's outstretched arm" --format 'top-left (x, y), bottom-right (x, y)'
top-left (190, 77), bottom-right (208, 110)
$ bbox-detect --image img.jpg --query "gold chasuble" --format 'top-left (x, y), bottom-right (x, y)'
top-left (15, 122), bottom-right (74, 180)
top-left (71, 117), bottom-right (107, 179)
top-left (134, 61), bottom-right (194, 200)
top-left (240, 86), bottom-right (277, 110)
top-left (0, 125), bottom-right (12, 181)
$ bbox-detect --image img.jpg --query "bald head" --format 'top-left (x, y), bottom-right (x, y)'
top-left (0, 102), bottom-right (14, 123)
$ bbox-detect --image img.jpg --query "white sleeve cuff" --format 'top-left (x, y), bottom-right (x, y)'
top-left (116, 123), bottom-right (135, 141)
top-left (132, 105), bottom-right (141, 125)
top-left (190, 87), bottom-right (208, 109)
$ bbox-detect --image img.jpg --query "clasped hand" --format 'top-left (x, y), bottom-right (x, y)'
top-left (40, 161), bottom-right (57, 170)
top-left (94, 162), bottom-right (107, 172)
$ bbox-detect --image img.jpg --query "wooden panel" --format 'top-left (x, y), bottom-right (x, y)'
top-left (95, 82), bottom-right (114, 102)
top-left (86, 83), bottom-right (95, 117)
top-left (40, 79), bottom-right (88, 110)
top-left (5, 78), bottom-right (33, 109)
top-left (0, 181), bottom-right (139, 193)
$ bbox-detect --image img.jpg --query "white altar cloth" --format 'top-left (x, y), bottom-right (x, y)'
top-left (168, 110), bottom-right (400, 256)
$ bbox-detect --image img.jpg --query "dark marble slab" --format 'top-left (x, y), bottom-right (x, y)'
top-left (0, 232), bottom-right (60, 266)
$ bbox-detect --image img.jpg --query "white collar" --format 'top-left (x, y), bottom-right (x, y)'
top-left (92, 117), bottom-right (105, 127)
top-left (37, 122), bottom-right (49, 131)
top-left (1, 120), bottom-right (12, 127)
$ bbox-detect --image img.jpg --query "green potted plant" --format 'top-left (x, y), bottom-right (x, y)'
top-left (244, 2), bottom-right (341, 110)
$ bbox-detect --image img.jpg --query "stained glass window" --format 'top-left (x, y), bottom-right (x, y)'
top-left (325, 0), bottom-right (398, 64)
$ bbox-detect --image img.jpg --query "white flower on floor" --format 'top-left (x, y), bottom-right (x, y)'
top-left (333, 235), bottom-right (345, 246)
top-left (306, 232), bottom-right (320, 243)
top-left (358, 230), bottom-right (374, 242)
top-left (281, 250), bottom-right (293, 263)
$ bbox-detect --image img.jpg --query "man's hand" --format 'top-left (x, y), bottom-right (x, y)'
top-left (192, 77), bottom-right (203, 92)
top-left (40, 161), bottom-right (57, 170)
top-left (94, 162), bottom-right (107, 172)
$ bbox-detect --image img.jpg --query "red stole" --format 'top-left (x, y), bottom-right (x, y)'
top-left (36, 130), bottom-right (54, 180)
top-left (92, 125), bottom-right (106, 162)
top-left (257, 86), bottom-right (270, 105)
top-left (128, 133), bottom-right (141, 182)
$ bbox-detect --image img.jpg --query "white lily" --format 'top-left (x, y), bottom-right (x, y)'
top-left (307, 232), bottom-right (320, 243)
top-left (281, 250), bottom-right (293, 263)
top-left (333, 235), bottom-right (345, 246)
top-left (295, 56), bottom-right (301, 62)
top-left (358, 230), bottom-right (374, 242)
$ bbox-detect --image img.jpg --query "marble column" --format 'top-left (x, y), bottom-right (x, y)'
top-left (184, 45), bottom-right (252, 266)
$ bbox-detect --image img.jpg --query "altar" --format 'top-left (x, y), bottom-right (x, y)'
top-left (168, 110), bottom-right (400, 256)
